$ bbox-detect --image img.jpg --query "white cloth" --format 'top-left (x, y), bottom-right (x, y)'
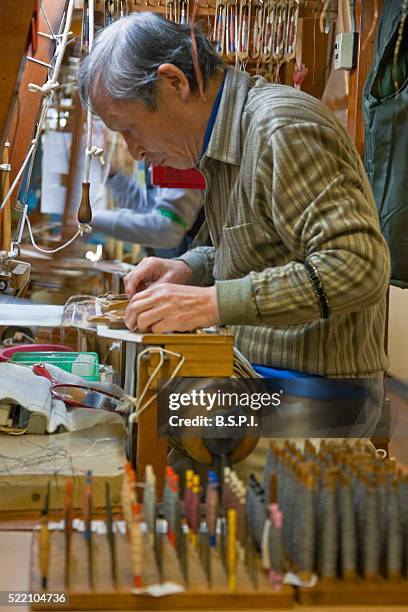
top-left (0, 304), bottom-right (63, 327)
top-left (0, 363), bottom-right (124, 433)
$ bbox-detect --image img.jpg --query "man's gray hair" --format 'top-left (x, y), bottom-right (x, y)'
top-left (78, 13), bottom-right (223, 110)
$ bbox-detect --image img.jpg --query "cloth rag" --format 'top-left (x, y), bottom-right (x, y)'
top-left (0, 362), bottom-right (125, 433)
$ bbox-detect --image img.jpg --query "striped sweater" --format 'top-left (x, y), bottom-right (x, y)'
top-left (180, 68), bottom-right (390, 376)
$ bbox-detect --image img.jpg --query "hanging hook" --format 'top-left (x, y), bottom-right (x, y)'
top-left (319, 0), bottom-right (331, 34)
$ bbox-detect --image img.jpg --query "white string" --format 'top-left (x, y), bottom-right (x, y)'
top-left (85, 0), bottom-right (96, 183)
top-left (0, 143), bottom-right (35, 212)
top-left (26, 216), bottom-right (91, 254)
top-left (40, 2), bottom-right (57, 40)
top-left (27, 81), bottom-right (60, 96)
top-left (136, 350), bottom-right (165, 409)
top-left (127, 347), bottom-right (186, 423)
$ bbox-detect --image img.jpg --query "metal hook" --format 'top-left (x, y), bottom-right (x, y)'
top-left (319, 0), bottom-right (331, 34)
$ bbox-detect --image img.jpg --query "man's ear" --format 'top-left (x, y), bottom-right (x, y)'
top-left (156, 63), bottom-right (191, 102)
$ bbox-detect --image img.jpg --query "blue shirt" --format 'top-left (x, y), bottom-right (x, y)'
top-left (200, 71), bottom-right (227, 159)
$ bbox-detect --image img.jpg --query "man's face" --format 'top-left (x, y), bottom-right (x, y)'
top-left (93, 70), bottom-right (201, 169)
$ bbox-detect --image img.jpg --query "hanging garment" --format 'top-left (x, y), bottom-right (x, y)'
top-left (363, 0), bottom-right (408, 286)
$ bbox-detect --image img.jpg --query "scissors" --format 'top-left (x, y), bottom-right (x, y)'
top-left (33, 364), bottom-right (126, 413)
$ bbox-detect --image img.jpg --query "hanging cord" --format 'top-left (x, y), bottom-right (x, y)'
top-left (349, 0), bottom-right (356, 33)
top-left (26, 216), bottom-right (91, 254)
top-left (77, 0), bottom-right (101, 227)
top-left (190, 1), bottom-right (207, 101)
top-left (85, 0), bottom-right (101, 182)
top-left (126, 347), bottom-right (186, 422)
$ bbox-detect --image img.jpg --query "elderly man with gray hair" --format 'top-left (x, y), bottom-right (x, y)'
top-left (79, 13), bottom-right (390, 394)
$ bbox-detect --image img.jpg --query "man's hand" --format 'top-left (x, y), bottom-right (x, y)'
top-left (124, 283), bottom-right (219, 333)
top-left (124, 257), bottom-right (192, 296)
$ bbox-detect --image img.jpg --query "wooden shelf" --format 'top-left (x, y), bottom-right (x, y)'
top-left (297, 578), bottom-right (408, 606)
top-left (30, 530), bottom-right (294, 610)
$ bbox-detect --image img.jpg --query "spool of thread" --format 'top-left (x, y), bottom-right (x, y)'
top-left (171, 472), bottom-right (181, 548)
top-left (261, 517), bottom-right (271, 570)
top-left (83, 470), bottom-right (94, 589)
top-left (363, 483), bottom-right (380, 580)
top-left (144, 465), bottom-right (156, 540)
top-left (179, 515), bottom-right (189, 585)
top-left (387, 479), bottom-right (402, 581)
top-left (298, 472), bottom-right (315, 581)
top-left (206, 471), bottom-right (219, 548)
top-left (190, 474), bottom-right (200, 549)
top-left (319, 471), bottom-right (338, 580)
top-left (39, 485), bottom-right (50, 592)
top-left (64, 479), bottom-right (74, 588)
top-left (339, 475), bottom-right (357, 580)
top-left (122, 463), bottom-right (135, 531)
top-left (184, 469), bottom-right (194, 532)
top-left (269, 507), bottom-right (283, 590)
top-left (131, 502), bottom-right (143, 589)
top-left (227, 507), bottom-right (237, 591)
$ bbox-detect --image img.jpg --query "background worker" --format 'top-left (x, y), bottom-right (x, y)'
top-left (92, 136), bottom-right (206, 257)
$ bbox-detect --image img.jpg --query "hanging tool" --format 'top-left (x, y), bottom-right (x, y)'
top-left (79, 0), bottom-right (97, 227)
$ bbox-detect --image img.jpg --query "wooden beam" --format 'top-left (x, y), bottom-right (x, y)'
top-left (0, 0), bottom-right (37, 155)
top-left (62, 93), bottom-right (85, 237)
top-left (0, 144), bottom-right (11, 252)
top-left (290, 16), bottom-right (332, 99)
top-left (8, 0), bottom-right (68, 189)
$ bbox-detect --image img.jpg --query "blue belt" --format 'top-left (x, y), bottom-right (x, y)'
top-left (251, 365), bottom-right (367, 401)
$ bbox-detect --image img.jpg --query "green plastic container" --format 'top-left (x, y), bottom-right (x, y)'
top-left (11, 351), bottom-right (100, 381)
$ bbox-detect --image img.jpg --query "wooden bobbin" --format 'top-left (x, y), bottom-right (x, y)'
top-left (39, 520), bottom-right (50, 589)
top-left (227, 507), bottom-right (237, 591)
top-left (78, 181), bottom-right (93, 224)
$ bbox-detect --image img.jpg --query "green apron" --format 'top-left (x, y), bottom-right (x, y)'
top-left (363, 0), bottom-right (408, 287)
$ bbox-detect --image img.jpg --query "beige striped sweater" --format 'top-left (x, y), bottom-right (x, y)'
top-left (180, 68), bottom-right (390, 376)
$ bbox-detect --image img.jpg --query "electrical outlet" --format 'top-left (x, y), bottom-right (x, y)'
top-left (334, 32), bottom-right (359, 70)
